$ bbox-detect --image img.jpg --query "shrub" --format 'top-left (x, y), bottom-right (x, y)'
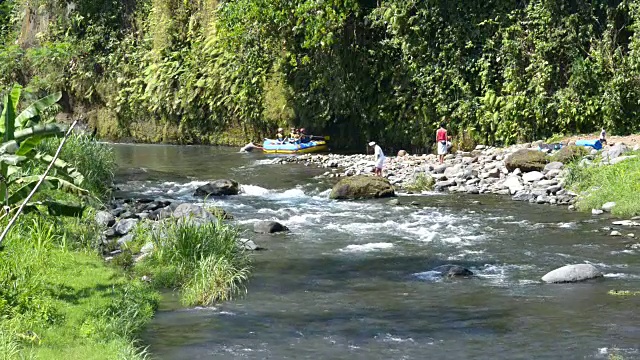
top-left (550, 145), bottom-right (587, 164)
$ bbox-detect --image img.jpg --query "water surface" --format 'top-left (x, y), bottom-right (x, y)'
top-left (113, 144), bottom-right (640, 359)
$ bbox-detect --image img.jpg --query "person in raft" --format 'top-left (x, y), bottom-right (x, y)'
top-left (436, 123), bottom-right (449, 164)
top-left (276, 128), bottom-right (285, 143)
top-left (369, 141), bottom-right (385, 177)
top-left (600, 127), bottom-right (607, 145)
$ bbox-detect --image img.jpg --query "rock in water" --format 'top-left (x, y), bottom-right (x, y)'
top-left (95, 211), bottom-right (115, 227)
top-left (194, 179), bottom-right (240, 197)
top-left (431, 264), bottom-right (474, 277)
top-left (541, 264), bottom-right (603, 283)
top-left (601, 202), bottom-right (616, 212)
top-left (253, 221), bottom-right (289, 234)
top-left (172, 203), bottom-right (217, 224)
top-left (505, 149), bottom-right (547, 172)
top-left (329, 175), bottom-right (395, 200)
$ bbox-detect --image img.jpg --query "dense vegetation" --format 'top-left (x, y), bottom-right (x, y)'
top-left (2, 0), bottom-right (640, 149)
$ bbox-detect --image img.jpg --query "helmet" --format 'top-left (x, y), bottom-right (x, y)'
top-left (277, 128), bottom-right (283, 132)
top-left (299, 128), bottom-right (306, 133)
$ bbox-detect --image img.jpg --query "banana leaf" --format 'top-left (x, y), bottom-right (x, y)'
top-left (31, 152), bottom-right (85, 186)
top-left (0, 154), bottom-right (27, 166)
top-left (14, 92), bottom-right (62, 128)
top-left (44, 200), bottom-right (85, 217)
top-left (8, 175), bottom-right (89, 205)
top-left (14, 124), bottom-right (66, 144)
top-left (1, 85), bottom-right (21, 141)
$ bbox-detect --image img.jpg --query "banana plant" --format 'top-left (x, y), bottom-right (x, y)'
top-left (0, 84), bottom-right (88, 216)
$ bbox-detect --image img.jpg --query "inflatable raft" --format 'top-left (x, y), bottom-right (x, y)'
top-left (262, 138), bottom-right (328, 154)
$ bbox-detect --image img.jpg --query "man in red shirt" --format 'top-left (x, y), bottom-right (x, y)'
top-left (436, 123), bottom-right (449, 164)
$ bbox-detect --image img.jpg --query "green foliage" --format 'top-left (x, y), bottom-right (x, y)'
top-left (566, 152), bottom-right (640, 217)
top-left (404, 173), bottom-right (435, 192)
top-left (5, 0), bottom-right (640, 148)
top-left (550, 145), bottom-right (587, 164)
top-left (136, 218), bottom-right (251, 306)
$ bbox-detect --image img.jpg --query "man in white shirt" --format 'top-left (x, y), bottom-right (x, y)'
top-left (369, 141), bottom-right (385, 177)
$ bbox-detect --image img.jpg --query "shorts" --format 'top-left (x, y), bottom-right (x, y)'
top-left (437, 141), bottom-right (447, 155)
top-left (375, 158), bottom-right (385, 169)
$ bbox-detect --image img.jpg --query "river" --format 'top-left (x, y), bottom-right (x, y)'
top-left (112, 144), bottom-right (640, 359)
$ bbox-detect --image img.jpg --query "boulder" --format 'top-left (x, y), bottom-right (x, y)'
top-left (173, 203), bottom-right (217, 223)
top-left (431, 264), bottom-right (474, 277)
top-left (550, 145), bottom-right (587, 164)
top-left (610, 231), bottom-right (622, 237)
top-left (329, 175), bottom-right (396, 200)
top-left (544, 162), bottom-right (564, 173)
top-left (117, 234), bottom-right (135, 246)
top-left (610, 155), bottom-right (637, 165)
top-left (194, 179), bottom-right (240, 197)
top-left (601, 202), bottom-right (616, 212)
top-left (114, 219), bottom-right (139, 236)
top-left (505, 149), bottom-right (547, 172)
top-left (95, 211), bottom-right (115, 227)
top-left (522, 171), bottom-right (545, 182)
top-left (604, 143), bottom-right (629, 161)
top-left (253, 221), bottom-right (289, 234)
top-left (541, 264), bottom-right (603, 283)
top-left (237, 238), bottom-right (265, 251)
top-left (503, 176), bottom-right (525, 195)
top-left (592, 209), bottom-right (604, 215)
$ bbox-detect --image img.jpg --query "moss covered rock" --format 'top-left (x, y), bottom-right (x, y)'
top-left (550, 145), bottom-right (587, 164)
top-left (329, 175), bottom-right (396, 200)
top-left (505, 149), bottom-right (547, 172)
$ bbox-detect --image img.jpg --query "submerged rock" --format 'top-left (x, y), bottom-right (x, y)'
top-left (237, 238), bottom-right (265, 251)
top-left (253, 221), bottom-right (289, 234)
top-left (431, 264), bottom-right (474, 277)
top-left (541, 264), bottom-right (603, 283)
top-left (194, 179), bottom-right (240, 197)
top-left (329, 175), bottom-right (395, 200)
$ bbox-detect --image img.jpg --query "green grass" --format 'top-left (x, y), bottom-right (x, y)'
top-left (404, 173), bottom-right (435, 192)
top-left (134, 219), bottom-right (251, 306)
top-left (566, 151), bottom-right (640, 217)
top-left (0, 216), bottom-right (158, 360)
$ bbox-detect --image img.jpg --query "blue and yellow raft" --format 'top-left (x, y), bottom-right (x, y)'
top-left (262, 138), bottom-right (328, 154)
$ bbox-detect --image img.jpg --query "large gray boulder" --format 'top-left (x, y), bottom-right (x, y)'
top-left (505, 149), bottom-right (547, 172)
top-left (172, 203), bottom-right (216, 224)
top-left (194, 179), bottom-right (240, 197)
top-left (503, 176), bottom-right (524, 195)
top-left (253, 221), bottom-right (289, 234)
top-left (329, 175), bottom-right (395, 200)
top-left (543, 162), bottom-right (564, 173)
top-left (604, 143), bottom-right (629, 162)
top-left (541, 264), bottom-right (603, 283)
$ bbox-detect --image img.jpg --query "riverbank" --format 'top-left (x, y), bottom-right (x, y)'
top-left (273, 140), bottom-right (640, 215)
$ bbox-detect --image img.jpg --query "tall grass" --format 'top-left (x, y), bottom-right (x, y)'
top-left (566, 152), bottom-right (640, 217)
top-left (37, 134), bottom-right (116, 197)
top-left (137, 219), bottom-right (251, 306)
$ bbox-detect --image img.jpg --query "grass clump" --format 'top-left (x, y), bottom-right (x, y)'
top-left (566, 152), bottom-right (640, 217)
top-left (135, 219), bottom-right (250, 306)
top-left (404, 173), bottom-right (435, 192)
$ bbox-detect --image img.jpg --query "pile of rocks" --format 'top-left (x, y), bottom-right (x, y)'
top-left (272, 141), bottom-right (637, 207)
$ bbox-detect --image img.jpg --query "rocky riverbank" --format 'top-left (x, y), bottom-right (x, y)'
top-left (271, 141), bottom-right (639, 208)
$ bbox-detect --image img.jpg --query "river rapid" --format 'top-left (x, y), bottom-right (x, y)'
top-left (112, 144), bottom-right (640, 360)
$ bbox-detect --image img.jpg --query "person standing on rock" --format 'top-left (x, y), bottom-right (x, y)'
top-left (369, 141), bottom-right (385, 177)
top-left (436, 123), bottom-right (449, 164)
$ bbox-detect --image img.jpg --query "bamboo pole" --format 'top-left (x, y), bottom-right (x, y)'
top-left (0, 120), bottom-right (78, 246)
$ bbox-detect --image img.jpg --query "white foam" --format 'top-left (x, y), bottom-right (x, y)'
top-left (240, 185), bottom-right (271, 197)
top-left (413, 271), bottom-right (443, 282)
top-left (340, 242), bottom-right (394, 252)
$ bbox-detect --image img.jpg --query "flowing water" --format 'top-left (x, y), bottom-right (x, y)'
top-left (113, 144), bottom-right (640, 359)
